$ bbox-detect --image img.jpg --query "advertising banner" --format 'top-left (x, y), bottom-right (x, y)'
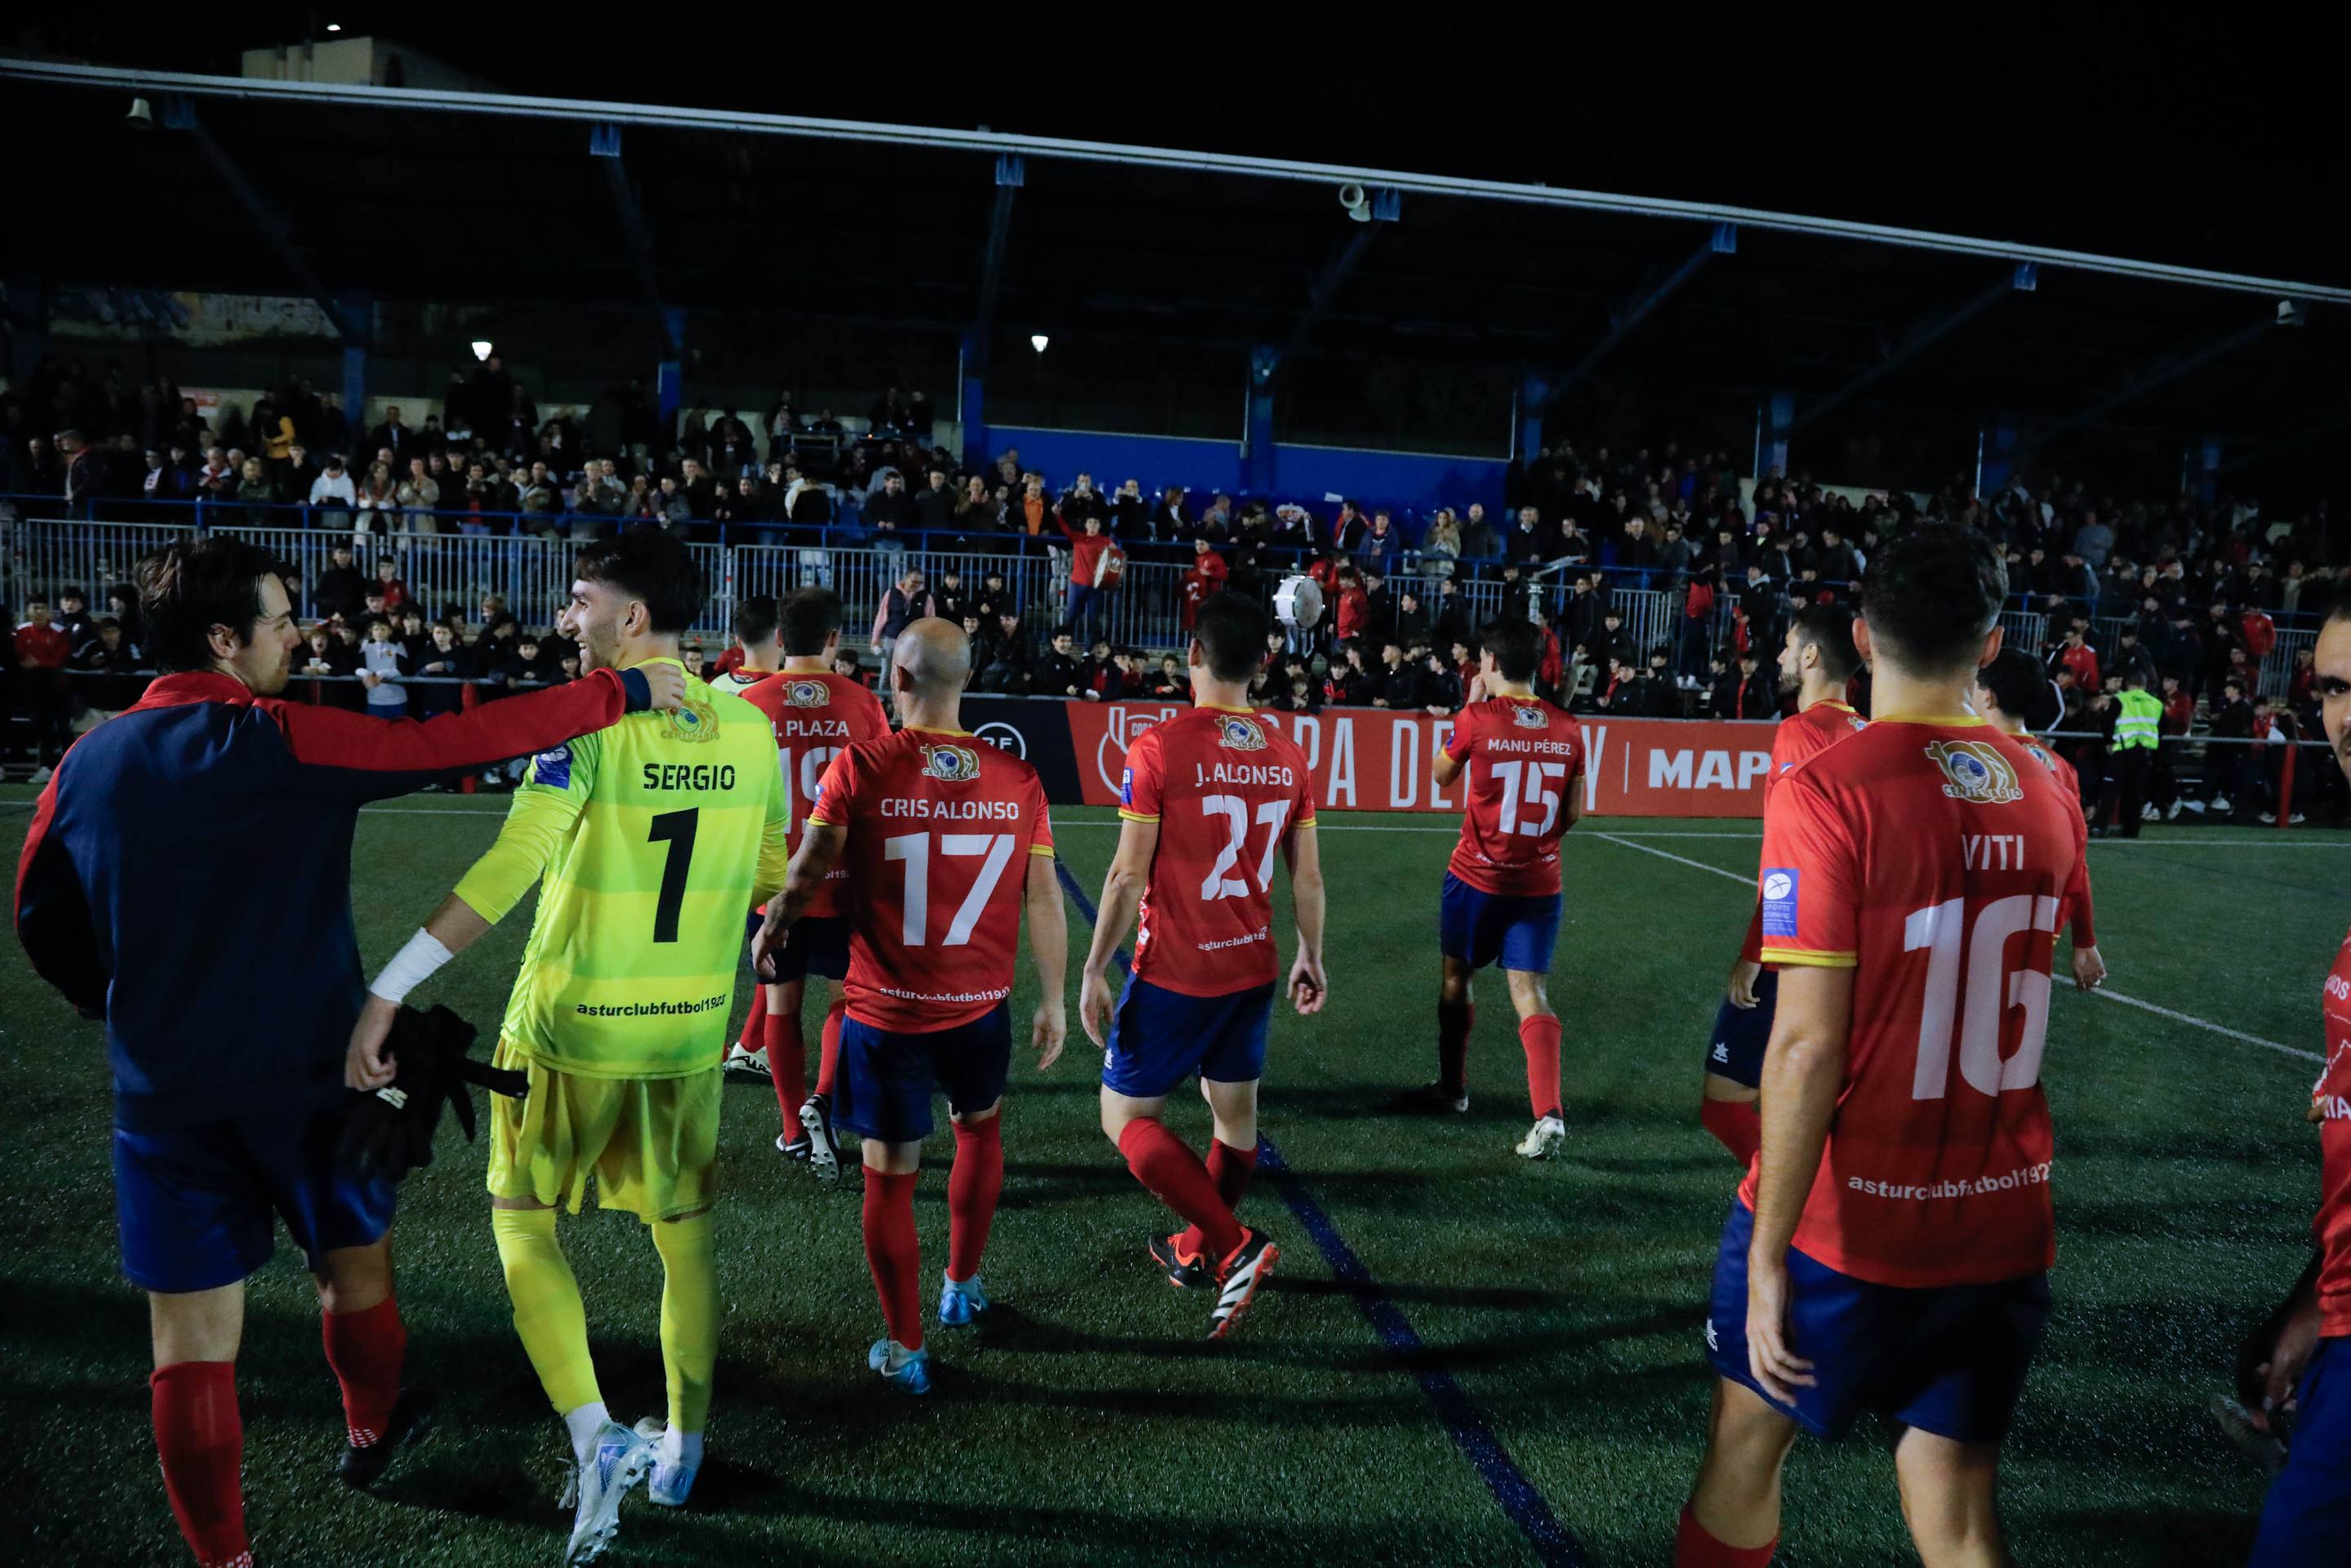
top-left (959, 699), bottom-right (1782, 818)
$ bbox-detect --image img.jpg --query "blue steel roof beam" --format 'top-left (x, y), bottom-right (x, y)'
top-left (588, 122), bottom-right (677, 352)
top-left (17, 62), bottom-right (2342, 304)
top-left (968, 154), bottom-right (1024, 372)
top-left (1541, 221), bottom-right (1734, 408)
top-left (1260, 189), bottom-right (1398, 386)
top-left (2035, 314), bottom-right (2280, 448)
top-left (1787, 262), bottom-right (2033, 434)
top-left (164, 96), bottom-right (359, 342)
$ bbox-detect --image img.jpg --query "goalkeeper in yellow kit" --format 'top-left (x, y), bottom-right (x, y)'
top-left (345, 531), bottom-right (790, 1566)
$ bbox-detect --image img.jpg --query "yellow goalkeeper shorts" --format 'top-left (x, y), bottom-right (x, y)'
top-left (484, 1039), bottom-right (721, 1222)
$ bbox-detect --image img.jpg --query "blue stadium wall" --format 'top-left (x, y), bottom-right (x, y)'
top-left (986, 425), bottom-right (1510, 514)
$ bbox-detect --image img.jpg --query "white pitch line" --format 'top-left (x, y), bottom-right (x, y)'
top-left (1588, 831), bottom-right (2322, 1064)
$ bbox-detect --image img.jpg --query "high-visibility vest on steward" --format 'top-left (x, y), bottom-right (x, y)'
top-left (2114, 688), bottom-right (2162, 751)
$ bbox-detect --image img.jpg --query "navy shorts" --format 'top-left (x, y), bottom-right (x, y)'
top-left (1704, 1199), bottom-right (2049, 1442)
top-left (2252, 1336), bottom-right (2351, 1566)
top-left (1439, 871), bottom-right (1561, 973)
top-left (1704, 968), bottom-right (1779, 1089)
top-left (835, 1003), bottom-right (1013, 1144)
top-left (1102, 975), bottom-right (1275, 1098)
top-left (114, 1103), bottom-right (397, 1294)
top-left (764, 913), bottom-right (850, 984)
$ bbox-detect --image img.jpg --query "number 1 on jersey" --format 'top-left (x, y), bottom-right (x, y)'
top-left (1199, 795), bottom-right (1292, 901)
top-left (647, 808), bottom-right (698, 942)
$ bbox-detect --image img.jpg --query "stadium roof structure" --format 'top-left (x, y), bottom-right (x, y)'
top-left (6, 57), bottom-right (2349, 486)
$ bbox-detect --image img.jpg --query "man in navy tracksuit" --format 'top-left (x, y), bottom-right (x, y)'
top-left (13, 537), bottom-right (683, 1568)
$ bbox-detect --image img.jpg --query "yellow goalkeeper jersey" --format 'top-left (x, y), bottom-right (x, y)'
top-left (455, 659), bottom-right (793, 1079)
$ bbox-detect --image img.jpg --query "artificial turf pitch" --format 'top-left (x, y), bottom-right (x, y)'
top-left (0, 791), bottom-right (2334, 1566)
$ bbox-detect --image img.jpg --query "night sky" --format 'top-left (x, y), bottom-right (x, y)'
top-left (13, 8), bottom-right (2340, 287)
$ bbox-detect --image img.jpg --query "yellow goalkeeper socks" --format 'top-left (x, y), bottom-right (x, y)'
top-left (490, 1206), bottom-right (601, 1419)
top-left (649, 1213), bottom-right (717, 1435)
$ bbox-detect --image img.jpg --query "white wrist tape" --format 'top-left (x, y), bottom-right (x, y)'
top-left (369, 928), bottom-right (455, 1004)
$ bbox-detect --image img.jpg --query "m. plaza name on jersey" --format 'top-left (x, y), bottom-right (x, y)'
top-left (880, 796), bottom-right (1024, 821)
top-left (777, 716), bottom-right (853, 740)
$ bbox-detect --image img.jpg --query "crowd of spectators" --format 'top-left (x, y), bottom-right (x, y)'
top-left (8, 350), bottom-right (2346, 813)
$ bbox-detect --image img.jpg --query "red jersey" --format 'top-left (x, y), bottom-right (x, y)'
top-left (2019, 737), bottom-right (2096, 947)
top-left (1740, 699), bottom-right (1867, 963)
top-left (1442, 694), bottom-right (1584, 898)
top-left (741, 670), bottom-right (888, 920)
top-left (1741, 715), bottom-right (2084, 1288)
top-left (808, 725), bottom-right (1053, 1034)
top-left (1118, 704), bottom-right (1317, 996)
top-left (2313, 931), bottom-right (2351, 1337)
top-left (2056, 642), bottom-right (2100, 692)
top-left (14, 622), bottom-right (70, 670)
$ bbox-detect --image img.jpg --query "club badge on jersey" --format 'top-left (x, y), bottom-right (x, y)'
top-left (1218, 715), bottom-right (1268, 751)
top-left (1924, 740), bottom-right (2021, 804)
top-left (924, 743), bottom-right (983, 782)
top-left (1512, 705), bottom-right (1548, 730)
top-left (662, 688), bottom-right (719, 745)
top-left (783, 679), bottom-right (831, 707)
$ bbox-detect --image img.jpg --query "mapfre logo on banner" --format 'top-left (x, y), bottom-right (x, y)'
top-left (1062, 704), bottom-right (1776, 817)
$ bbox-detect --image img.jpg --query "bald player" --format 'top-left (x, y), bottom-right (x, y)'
top-left (754, 620), bottom-right (1066, 1394)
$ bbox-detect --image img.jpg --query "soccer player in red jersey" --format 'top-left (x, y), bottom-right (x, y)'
top-left (1970, 648), bottom-right (2107, 996)
top-left (2245, 589), bottom-right (2351, 1564)
top-left (752, 619), bottom-right (1066, 1395)
top-left (1702, 605), bottom-right (1868, 1165)
top-left (1421, 616), bottom-right (1586, 1158)
top-left (1079, 593), bottom-right (1325, 1339)
top-left (732, 589), bottom-right (888, 1176)
top-left (716, 595), bottom-right (787, 1085)
top-left (1676, 528), bottom-right (2083, 1568)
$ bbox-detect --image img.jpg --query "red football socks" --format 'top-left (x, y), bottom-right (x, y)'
top-left (321, 1294), bottom-right (406, 1447)
top-left (764, 1007), bottom-right (807, 1138)
top-left (947, 1115), bottom-right (1004, 1281)
top-left (815, 1000), bottom-right (846, 1099)
top-left (1437, 998), bottom-right (1474, 1094)
top-left (1674, 1503), bottom-right (1776, 1566)
top-left (151, 1361), bottom-right (250, 1568)
top-left (1519, 1013), bottom-right (1563, 1120)
top-left (1178, 1137), bottom-right (1259, 1258)
top-left (1700, 1098), bottom-right (1761, 1165)
top-left (1119, 1118), bottom-right (1242, 1262)
top-left (737, 983), bottom-right (767, 1055)
top-left (862, 1169), bottom-right (924, 1351)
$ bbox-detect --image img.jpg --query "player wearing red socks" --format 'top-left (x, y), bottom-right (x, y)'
top-left (716, 595), bottom-right (789, 1086)
top-left (1679, 528), bottom-right (2075, 1566)
top-left (1079, 594), bottom-right (1325, 1339)
top-left (1425, 615), bottom-right (1585, 1159)
top-left (1700, 605), bottom-right (1868, 1167)
top-left (754, 618), bottom-right (1066, 1392)
top-left (737, 588), bottom-right (888, 1181)
top-left (14, 540), bottom-right (672, 1564)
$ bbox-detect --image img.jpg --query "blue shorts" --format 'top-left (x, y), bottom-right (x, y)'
top-left (1102, 975), bottom-right (1274, 1098)
top-left (1704, 968), bottom-right (1779, 1089)
top-left (2252, 1336), bottom-right (2351, 1566)
top-left (835, 1004), bottom-right (1013, 1144)
top-left (114, 1103), bottom-right (397, 1294)
top-left (1439, 871), bottom-right (1561, 973)
top-left (1704, 1199), bottom-right (2049, 1442)
top-left (760, 913), bottom-right (850, 984)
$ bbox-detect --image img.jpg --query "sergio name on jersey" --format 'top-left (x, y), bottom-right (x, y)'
top-left (454, 668), bottom-right (792, 1078)
top-left (741, 670), bottom-right (888, 920)
top-left (1442, 694), bottom-right (1585, 897)
top-left (1118, 705), bottom-right (1317, 996)
top-left (808, 726), bottom-right (1055, 1034)
top-left (1746, 716), bottom-right (2084, 1288)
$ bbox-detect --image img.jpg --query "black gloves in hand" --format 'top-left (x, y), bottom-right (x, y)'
top-left (338, 1002), bottom-right (528, 1182)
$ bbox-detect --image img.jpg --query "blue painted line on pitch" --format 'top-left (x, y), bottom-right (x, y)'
top-left (1052, 856), bottom-right (1587, 1568)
